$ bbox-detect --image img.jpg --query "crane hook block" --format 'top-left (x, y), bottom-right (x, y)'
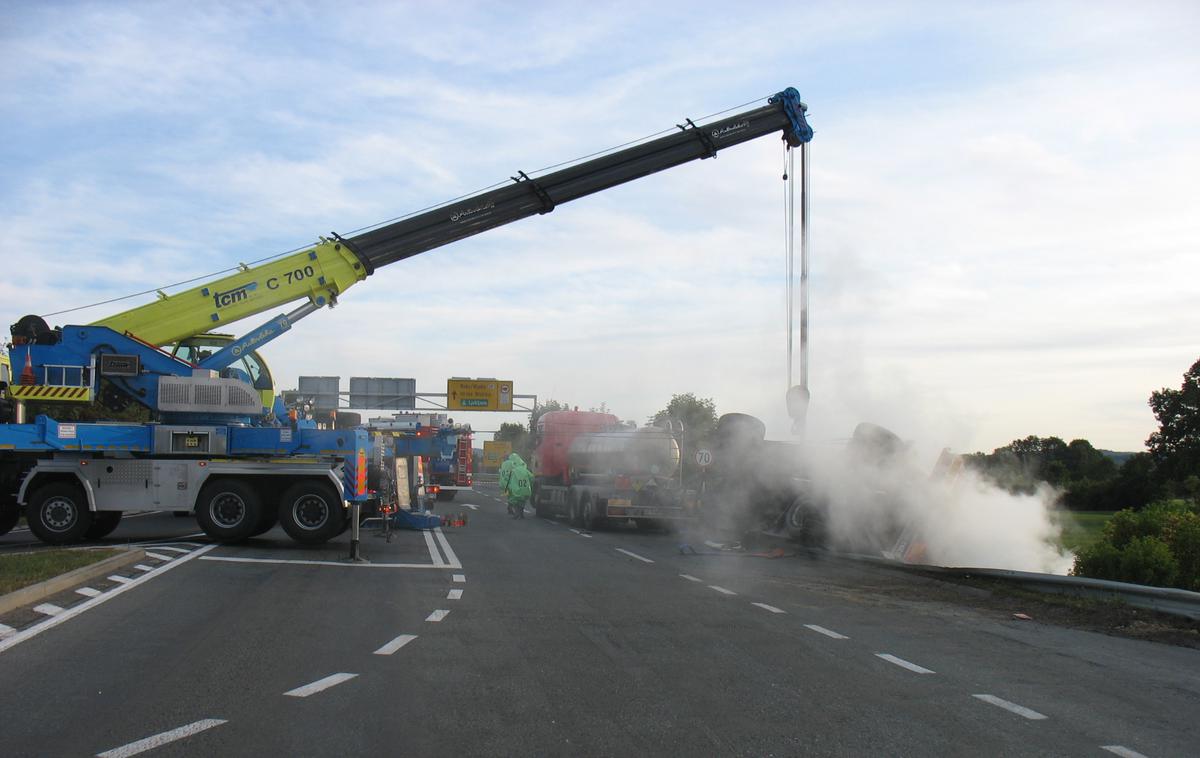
top-left (769, 88), bottom-right (813, 147)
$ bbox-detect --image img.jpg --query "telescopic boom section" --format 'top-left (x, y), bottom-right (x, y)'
top-left (87, 88), bottom-right (810, 347)
top-left (344, 88), bottom-right (812, 271)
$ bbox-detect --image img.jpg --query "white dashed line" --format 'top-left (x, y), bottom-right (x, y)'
top-left (134, 565), bottom-right (154, 572)
top-left (876, 654), bottom-right (936, 674)
top-left (107, 575), bottom-right (133, 585)
top-left (373, 634), bottom-right (418, 656)
top-left (76, 587), bottom-right (101, 598)
top-left (426, 609), bottom-right (450, 622)
top-left (1101, 746), bottom-right (1149, 758)
top-left (96, 718), bottom-right (227, 757)
top-left (33, 603), bottom-right (64, 617)
top-left (751, 602), bottom-right (785, 614)
top-left (452, 574), bottom-right (466, 583)
top-left (568, 528), bottom-right (593, 538)
top-left (615, 548), bottom-right (654, 563)
top-left (461, 504), bottom-right (479, 510)
top-left (0, 624), bottom-right (15, 639)
top-left (804, 624), bottom-right (849, 640)
top-left (145, 552), bottom-right (173, 561)
top-left (708, 585), bottom-right (737, 596)
top-left (972, 694), bottom-right (1047, 720)
top-left (679, 574), bottom-right (703, 582)
top-left (284, 673), bottom-right (358, 698)
top-left (447, 589), bottom-right (463, 600)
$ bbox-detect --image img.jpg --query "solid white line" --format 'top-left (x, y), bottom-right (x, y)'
top-left (33, 603), bottom-right (64, 616)
top-left (107, 575), bottom-right (133, 584)
top-left (804, 624), bottom-right (849, 640)
top-left (283, 672), bottom-right (358, 698)
top-left (452, 574), bottom-right (466, 583)
top-left (76, 587), bottom-right (101, 598)
top-left (146, 546), bottom-right (192, 554)
top-left (373, 634), bottom-right (418, 656)
top-left (96, 718), bottom-right (227, 757)
top-left (876, 653), bottom-right (936, 674)
top-left (708, 585), bottom-right (737, 596)
top-left (134, 565), bottom-right (154, 572)
top-left (751, 602), bottom-right (785, 614)
top-left (423, 529), bottom-right (446, 567)
top-left (426, 609), bottom-right (450, 622)
top-left (0, 623), bottom-right (16, 639)
top-left (972, 694), bottom-right (1047, 720)
top-left (1100, 746), bottom-right (1149, 758)
top-left (198, 556), bottom-right (454, 569)
top-left (679, 574), bottom-right (703, 582)
top-left (433, 528), bottom-right (462, 569)
top-left (0, 544), bottom-right (218, 656)
top-left (615, 548), bottom-right (654, 563)
top-left (145, 552), bottom-right (174, 561)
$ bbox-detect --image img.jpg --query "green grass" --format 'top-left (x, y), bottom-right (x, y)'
top-left (0, 549), bottom-right (122, 595)
top-left (1060, 511), bottom-right (1115, 552)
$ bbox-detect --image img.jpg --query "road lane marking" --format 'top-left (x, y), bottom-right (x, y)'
top-left (199, 556), bottom-right (454, 569)
top-left (145, 552), bottom-right (174, 561)
top-left (708, 585), bottom-right (737, 596)
top-left (33, 603), bottom-right (64, 616)
top-left (1101, 746), bottom-right (1149, 758)
top-left (0, 624), bottom-right (15, 639)
top-left (447, 589), bottom-right (463, 600)
top-left (568, 528), bottom-right (594, 538)
top-left (423, 529), bottom-right (446, 567)
top-left (752, 602), bottom-right (785, 614)
top-left (146, 546), bottom-right (192, 554)
top-left (284, 673), bottom-right (358, 698)
top-left (96, 718), bottom-right (227, 757)
top-left (461, 504), bottom-right (479, 510)
top-left (679, 574), bottom-right (703, 582)
top-left (876, 654), bottom-right (935, 674)
top-left (452, 574), bottom-right (466, 583)
top-left (433, 527), bottom-right (462, 568)
top-left (426, 609), bottom-right (450, 622)
top-left (374, 634), bottom-right (418, 656)
top-left (615, 548), bottom-right (654, 563)
top-left (972, 694), bottom-right (1046, 720)
top-left (804, 624), bottom-right (849, 639)
top-left (0, 544), bottom-right (217, 656)
top-left (76, 587), bottom-right (101, 598)
top-left (134, 565), bottom-right (154, 572)
top-left (107, 575), bottom-right (134, 584)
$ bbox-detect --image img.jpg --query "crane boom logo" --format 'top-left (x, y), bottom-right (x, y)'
top-left (213, 282), bottom-right (258, 309)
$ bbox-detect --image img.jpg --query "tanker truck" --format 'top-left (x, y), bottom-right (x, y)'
top-left (530, 410), bottom-right (697, 530)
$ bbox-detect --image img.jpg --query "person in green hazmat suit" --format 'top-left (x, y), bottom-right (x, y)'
top-left (499, 453), bottom-right (533, 519)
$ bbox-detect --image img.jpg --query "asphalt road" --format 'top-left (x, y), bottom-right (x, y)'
top-left (1, 485), bottom-right (1197, 757)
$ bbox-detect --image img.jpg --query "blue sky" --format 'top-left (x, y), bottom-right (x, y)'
top-left (2, 1), bottom-right (1198, 456)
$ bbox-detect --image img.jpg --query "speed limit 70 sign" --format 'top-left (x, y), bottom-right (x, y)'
top-left (694, 449), bottom-right (713, 467)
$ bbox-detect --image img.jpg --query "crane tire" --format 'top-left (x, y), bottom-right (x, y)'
top-left (196, 479), bottom-right (263, 543)
top-left (84, 511), bottom-right (123, 540)
top-left (27, 482), bottom-right (94, 545)
top-left (278, 480), bottom-right (345, 545)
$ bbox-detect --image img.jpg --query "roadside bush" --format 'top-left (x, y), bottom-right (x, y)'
top-left (1072, 502), bottom-right (1200, 591)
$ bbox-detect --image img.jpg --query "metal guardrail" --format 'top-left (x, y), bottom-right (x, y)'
top-left (835, 552), bottom-right (1200, 621)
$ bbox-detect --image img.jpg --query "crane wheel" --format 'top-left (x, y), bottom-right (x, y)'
top-left (277, 481), bottom-right (345, 545)
top-left (196, 479), bottom-right (263, 543)
top-left (27, 482), bottom-right (94, 545)
top-left (0, 495), bottom-right (19, 536)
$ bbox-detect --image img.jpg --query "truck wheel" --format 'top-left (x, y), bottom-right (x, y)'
top-left (196, 479), bottom-right (262, 543)
top-left (27, 482), bottom-right (94, 545)
top-left (785, 496), bottom-right (826, 546)
top-left (0, 495), bottom-right (19, 536)
top-left (84, 511), bottom-right (123, 540)
top-left (278, 481), bottom-right (345, 545)
top-left (580, 494), bottom-right (600, 531)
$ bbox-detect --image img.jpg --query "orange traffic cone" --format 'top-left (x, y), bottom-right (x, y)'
top-left (19, 350), bottom-right (35, 385)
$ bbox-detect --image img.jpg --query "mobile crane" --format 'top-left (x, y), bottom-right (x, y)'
top-left (0, 87), bottom-right (813, 545)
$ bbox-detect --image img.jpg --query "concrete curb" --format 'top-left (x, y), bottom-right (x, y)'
top-left (0, 548), bottom-right (146, 615)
